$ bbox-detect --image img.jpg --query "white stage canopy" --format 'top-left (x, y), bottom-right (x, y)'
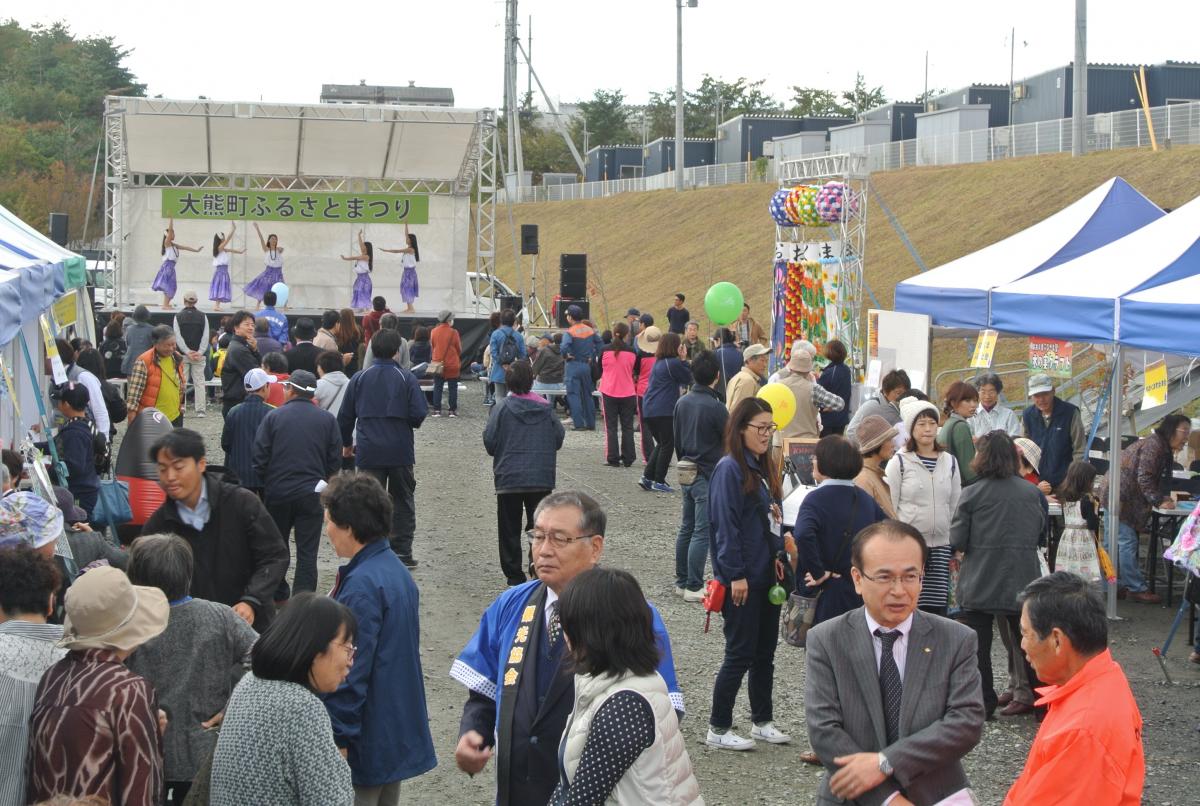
top-left (893, 178), bottom-right (1162, 329)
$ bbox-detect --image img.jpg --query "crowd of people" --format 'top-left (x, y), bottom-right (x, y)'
top-left (0, 286), bottom-right (1185, 805)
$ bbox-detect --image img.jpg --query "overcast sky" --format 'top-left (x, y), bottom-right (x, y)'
top-left (7, 1), bottom-right (1198, 110)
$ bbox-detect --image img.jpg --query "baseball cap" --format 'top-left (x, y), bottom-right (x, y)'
top-left (743, 344), bottom-right (771, 361)
top-left (626, 307), bottom-right (640, 317)
top-left (182, 290), bottom-right (198, 303)
top-left (283, 370), bottom-right (318, 396)
top-left (567, 305), bottom-right (583, 320)
top-left (243, 368), bottom-right (273, 392)
top-left (1027, 373), bottom-right (1055, 396)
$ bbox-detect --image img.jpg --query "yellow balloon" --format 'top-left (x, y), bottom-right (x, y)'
top-left (757, 382), bottom-right (796, 429)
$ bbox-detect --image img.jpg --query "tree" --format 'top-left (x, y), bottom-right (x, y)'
top-left (576, 89), bottom-right (634, 147)
top-left (916, 86), bottom-right (948, 106)
top-left (788, 87), bottom-right (851, 118)
top-left (841, 73), bottom-right (888, 117)
top-left (687, 75), bottom-right (781, 136)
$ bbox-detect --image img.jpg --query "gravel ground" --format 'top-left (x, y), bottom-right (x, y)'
top-left (166, 388), bottom-right (1200, 805)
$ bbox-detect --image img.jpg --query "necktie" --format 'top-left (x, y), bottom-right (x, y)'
top-left (547, 601), bottom-right (562, 648)
top-left (875, 629), bottom-right (902, 745)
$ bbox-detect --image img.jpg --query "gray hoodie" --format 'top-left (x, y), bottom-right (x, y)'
top-left (483, 395), bottom-right (566, 493)
top-left (315, 371), bottom-right (351, 419)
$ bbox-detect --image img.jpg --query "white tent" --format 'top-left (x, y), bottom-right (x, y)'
top-left (1120, 273), bottom-right (1200, 357)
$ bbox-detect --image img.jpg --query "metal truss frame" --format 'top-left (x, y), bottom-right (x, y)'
top-left (473, 110), bottom-right (499, 318)
top-left (775, 153), bottom-right (870, 371)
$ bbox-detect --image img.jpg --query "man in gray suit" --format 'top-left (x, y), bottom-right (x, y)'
top-left (805, 520), bottom-right (985, 805)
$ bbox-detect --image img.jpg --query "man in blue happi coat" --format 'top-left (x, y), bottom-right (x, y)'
top-left (451, 490), bottom-right (683, 805)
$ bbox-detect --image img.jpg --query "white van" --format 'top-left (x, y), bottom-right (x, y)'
top-left (465, 272), bottom-right (527, 323)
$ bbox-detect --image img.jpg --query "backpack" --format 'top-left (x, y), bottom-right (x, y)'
top-left (497, 330), bottom-right (519, 367)
top-left (99, 380), bottom-right (127, 426)
top-left (54, 418), bottom-right (111, 476)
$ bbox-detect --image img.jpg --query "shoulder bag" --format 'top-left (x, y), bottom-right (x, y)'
top-left (782, 490), bottom-right (858, 648)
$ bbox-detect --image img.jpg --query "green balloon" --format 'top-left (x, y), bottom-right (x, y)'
top-left (767, 584), bottom-right (788, 605)
top-left (704, 282), bottom-right (745, 326)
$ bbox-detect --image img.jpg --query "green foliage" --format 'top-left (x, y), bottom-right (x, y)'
top-left (788, 87), bottom-right (851, 118)
top-left (841, 72), bottom-right (888, 117)
top-left (575, 89), bottom-right (635, 147)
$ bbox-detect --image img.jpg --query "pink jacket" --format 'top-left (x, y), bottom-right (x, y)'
top-left (600, 345), bottom-right (636, 398)
top-left (634, 352), bottom-right (656, 397)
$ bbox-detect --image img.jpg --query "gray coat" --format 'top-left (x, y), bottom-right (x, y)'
top-left (121, 321), bottom-right (154, 375)
top-left (950, 475), bottom-right (1048, 613)
top-left (845, 394), bottom-right (901, 445)
top-left (483, 396), bottom-right (565, 493)
top-left (805, 608), bottom-right (984, 805)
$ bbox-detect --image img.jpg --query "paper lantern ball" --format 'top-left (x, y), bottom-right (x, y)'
top-left (769, 189), bottom-right (795, 226)
top-left (757, 382), bottom-right (796, 429)
top-left (704, 282), bottom-right (745, 326)
top-left (815, 181), bottom-right (859, 223)
top-left (788, 185), bottom-right (822, 227)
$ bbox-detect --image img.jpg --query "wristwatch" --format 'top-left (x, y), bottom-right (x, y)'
top-left (878, 752), bottom-right (894, 776)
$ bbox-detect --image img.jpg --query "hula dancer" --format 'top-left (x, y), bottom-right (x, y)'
top-left (209, 223), bottom-right (244, 311)
top-left (152, 217), bottom-right (201, 309)
top-left (246, 222), bottom-right (285, 310)
top-left (380, 223), bottom-right (420, 312)
top-left (341, 230), bottom-right (373, 313)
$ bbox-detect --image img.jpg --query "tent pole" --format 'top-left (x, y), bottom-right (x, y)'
top-left (1106, 345), bottom-right (1122, 619)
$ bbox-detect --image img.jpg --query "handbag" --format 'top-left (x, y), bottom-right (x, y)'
top-left (92, 475), bottom-right (132, 529)
top-left (702, 579), bottom-right (726, 633)
top-left (427, 360), bottom-right (445, 377)
top-left (782, 490), bottom-right (858, 648)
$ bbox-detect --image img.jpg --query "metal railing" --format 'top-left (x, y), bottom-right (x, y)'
top-left (502, 100), bottom-right (1200, 204)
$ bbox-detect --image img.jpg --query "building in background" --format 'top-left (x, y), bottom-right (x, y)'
top-left (862, 101), bottom-right (925, 141)
top-left (1011, 61), bottom-right (1200, 125)
top-left (642, 137), bottom-right (715, 177)
top-left (716, 115), bottom-right (853, 165)
top-left (932, 85), bottom-right (1011, 128)
top-left (584, 145), bottom-right (644, 182)
top-left (320, 80), bottom-right (454, 107)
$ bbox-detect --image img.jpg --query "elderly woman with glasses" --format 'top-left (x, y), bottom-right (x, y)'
top-left (318, 473), bottom-right (436, 804)
top-left (950, 431), bottom-right (1049, 719)
top-left (706, 397), bottom-right (790, 752)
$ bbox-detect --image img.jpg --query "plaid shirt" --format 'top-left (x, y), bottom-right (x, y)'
top-left (125, 350), bottom-right (185, 417)
top-left (810, 380), bottom-right (846, 412)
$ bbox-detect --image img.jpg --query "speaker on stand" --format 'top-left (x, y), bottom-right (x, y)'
top-left (49, 213), bottom-right (69, 247)
top-left (520, 224), bottom-right (551, 326)
top-left (559, 254), bottom-right (587, 299)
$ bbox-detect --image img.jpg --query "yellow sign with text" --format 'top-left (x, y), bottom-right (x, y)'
top-left (970, 329), bottom-right (998, 369)
top-left (52, 291), bottom-right (78, 328)
top-left (1141, 358), bottom-right (1168, 409)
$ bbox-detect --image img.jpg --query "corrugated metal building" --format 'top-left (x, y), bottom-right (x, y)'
top-left (1011, 61), bottom-right (1200, 125)
top-left (862, 102), bottom-right (924, 141)
top-left (916, 105), bottom-right (992, 165)
top-left (319, 80), bottom-right (455, 106)
top-left (584, 145), bottom-right (644, 182)
top-left (771, 131), bottom-right (829, 162)
top-left (715, 115), bottom-right (852, 164)
top-left (829, 120), bottom-right (892, 154)
top-left (642, 138), bottom-right (715, 176)
top-left (933, 85), bottom-right (1011, 127)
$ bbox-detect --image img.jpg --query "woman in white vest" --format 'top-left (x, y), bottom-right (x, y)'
top-left (554, 568), bottom-right (702, 806)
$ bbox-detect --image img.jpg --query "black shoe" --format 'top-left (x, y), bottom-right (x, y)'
top-left (399, 555), bottom-right (418, 569)
top-left (605, 461), bottom-right (621, 468)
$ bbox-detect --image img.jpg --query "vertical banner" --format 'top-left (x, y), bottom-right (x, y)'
top-left (970, 329), bottom-right (998, 368)
top-left (0, 353), bottom-right (19, 421)
top-left (40, 316), bottom-right (67, 384)
top-left (1141, 357), bottom-right (1168, 409)
top-left (770, 259), bottom-right (789, 372)
top-left (1028, 337), bottom-right (1074, 379)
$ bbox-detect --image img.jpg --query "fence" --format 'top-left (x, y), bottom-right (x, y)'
top-left (500, 100), bottom-right (1200, 204)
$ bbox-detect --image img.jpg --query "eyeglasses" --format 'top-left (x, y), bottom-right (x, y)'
top-left (748, 422), bottom-right (778, 436)
top-left (338, 641), bottom-right (357, 661)
top-left (525, 530), bottom-right (597, 549)
top-left (859, 570), bottom-right (924, 589)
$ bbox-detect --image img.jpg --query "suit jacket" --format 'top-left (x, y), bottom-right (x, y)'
top-left (805, 607), bottom-right (985, 805)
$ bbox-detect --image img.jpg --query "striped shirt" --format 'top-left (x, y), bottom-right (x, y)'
top-left (0, 621), bottom-right (65, 806)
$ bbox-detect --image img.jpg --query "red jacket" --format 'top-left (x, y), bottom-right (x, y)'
top-left (429, 322), bottom-right (462, 379)
top-left (362, 309), bottom-right (388, 344)
top-left (1004, 649), bottom-right (1144, 806)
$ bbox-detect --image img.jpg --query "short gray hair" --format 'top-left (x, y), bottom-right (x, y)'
top-left (973, 372), bottom-right (1003, 393)
top-left (380, 313), bottom-right (400, 331)
top-left (151, 324), bottom-right (175, 344)
top-left (127, 534), bottom-right (193, 601)
top-left (0, 464), bottom-right (10, 490)
top-left (534, 490), bottom-right (607, 537)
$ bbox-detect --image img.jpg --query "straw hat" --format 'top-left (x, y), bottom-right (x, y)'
top-left (636, 325), bottom-right (663, 354)
top-left (899, 397), bottom-right (940, 438)
top-left (61, 566), bottom-right (169, 652)
top-left (1013, 437), bottom-right (1042, 472)
top-left (854, 415), bottom-right (899, 454)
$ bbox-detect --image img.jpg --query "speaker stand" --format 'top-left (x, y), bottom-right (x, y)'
top-left (523, 253), bottom-right (550, 327)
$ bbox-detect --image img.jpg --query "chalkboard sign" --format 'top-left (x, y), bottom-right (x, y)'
top-left (783, 438), bottom-right (820, 487)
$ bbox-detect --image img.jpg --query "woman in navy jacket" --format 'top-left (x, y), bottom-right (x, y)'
top-left (816, 339), bottom-right (852, 436)
top-left (795, 435), bottom-right (887, 624)
top-left (320, 474), bottom-right (437, 797)
top-left (706, 397), bottom-right (790, 751)
top-left (639, 332), bottom-right (693, 492)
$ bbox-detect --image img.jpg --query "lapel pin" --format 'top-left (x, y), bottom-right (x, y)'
top-left (923, 647), bottom-right (931, 653)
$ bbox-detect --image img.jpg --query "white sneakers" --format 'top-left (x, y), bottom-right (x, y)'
top-left (750, 723), bottom-right (792, 744)
top-left (682, 588), bottom-right (705, 603)
top-left (706, 730), bottom-right (755, 751)
top-left (706, 724), bottom-right (792, 751)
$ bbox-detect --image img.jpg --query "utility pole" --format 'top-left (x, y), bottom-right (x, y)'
top-left (674, 0), bottom-right (686, 192)
top-left (923, 51), bottom-right (929, 109)
top-left (527, 15), bottom-right (532, 105)
top-left (1008, 27), bottom-right (1015, 130)
top-left (1072, 0), bottom-right (1087, 156)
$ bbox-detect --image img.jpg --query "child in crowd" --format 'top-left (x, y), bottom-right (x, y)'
top-left (1054, 460), bottom-right (1104, 582)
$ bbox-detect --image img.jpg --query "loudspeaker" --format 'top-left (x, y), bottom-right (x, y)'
top-left (556, 299), bottom-right (589, 328)
top-left (521, 224), bottom-right (539, 255)
top-left (560, 254), bottom-right (588, 299)
top-left (49, 213), bottom-right (69, 246)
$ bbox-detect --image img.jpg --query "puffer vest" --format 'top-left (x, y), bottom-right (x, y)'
top-left (560, 671), bottom-right (702, 806)
top-left (136, 348), bottom-right (185, 411)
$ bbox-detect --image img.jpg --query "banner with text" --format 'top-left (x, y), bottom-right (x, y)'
top-left (1141, 358), bottom-right (1168, 409)
top-left (1028, 337), bottom-right (1074, 379)
top-left (970, 329), bottom-right (998, 369)
top-left (161, 189), bottom-right (429, 224)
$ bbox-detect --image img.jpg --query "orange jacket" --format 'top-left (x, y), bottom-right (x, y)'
top-left (1003, 649), bottom-right (1144, 806)
top-left (429, 322), bottom-right (462, 379)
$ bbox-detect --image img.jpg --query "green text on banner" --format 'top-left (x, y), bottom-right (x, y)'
top-left (161, 189), bottom-right (429, 225)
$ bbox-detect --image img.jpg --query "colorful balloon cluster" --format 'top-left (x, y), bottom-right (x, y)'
top-left (767, 186), bottom-right (823, 227)
top-left (814, 181), bottom-right (859, 223)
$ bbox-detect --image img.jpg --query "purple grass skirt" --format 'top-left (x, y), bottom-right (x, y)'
top-left (209, 266), bottom-right (232, 303)
top-left (401, 265), bottom-right (419, 304)
top-left (244, 265), bottom-right (284, 301)
top-left (150, 259), bottom-right (177, 298)
top-left (351, 272), bottom-right (373, 310)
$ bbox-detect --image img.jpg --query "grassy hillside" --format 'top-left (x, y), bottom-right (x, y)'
top-left (489, 145), bottom-right (1200, 390)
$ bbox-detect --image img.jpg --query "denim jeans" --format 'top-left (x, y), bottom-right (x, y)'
top-left (564, 362), bottom-right (595, 428)
top-left (675, 475), bottom-right (710, 590)
top-left (710, 591), bottom-right (780, 730)
top-left (364, 466), bottom-right (417, 559)
top-left (1117, 521), bottom-right (1149, 592)
top-left (432, 375), bottom-right (458, 412)
top-left (267, 492), bottom-right (325, 600)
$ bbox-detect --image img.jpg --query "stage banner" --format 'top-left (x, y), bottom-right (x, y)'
top-left (1028, 337), bottom-right (1073, 379)
top-left (969, 329), bottom-right (998, 369)
top-left (161, 189), bottom-right (430, 225)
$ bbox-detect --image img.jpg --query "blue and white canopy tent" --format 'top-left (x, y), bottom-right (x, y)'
top-left (1120, 272), bottom-right (1200, 357)
top-left (0, 202), bottom-right (92, 445)
top-left (894, 177), bottom-right (1162, 330)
